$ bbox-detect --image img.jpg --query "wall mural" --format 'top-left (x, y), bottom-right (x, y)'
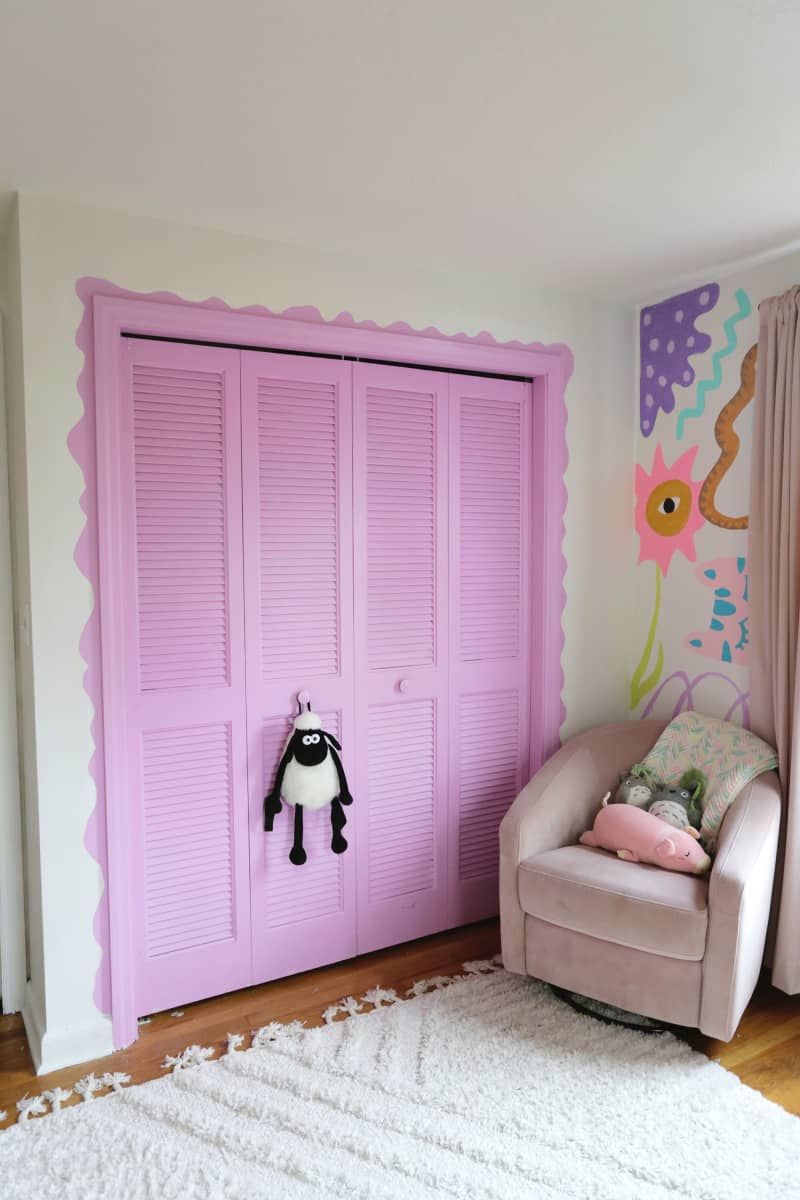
top-left (697, 343), bottom-right (756, 530)
top-left (685, 557), bottom-right (749, 666)
top-left (640, 670), bottom-right (750, 728)
top-left (632, 280), bottom-right (754, 725)
top-left (639, 284), bottom-right (718, 437)
top-left (630, 445), bottom-right (705, 708)
top-left (675, 289), bottom-right (751, 441)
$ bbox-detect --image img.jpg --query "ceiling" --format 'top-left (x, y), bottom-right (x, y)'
top-left (1, 0), bottom-right (799, 299)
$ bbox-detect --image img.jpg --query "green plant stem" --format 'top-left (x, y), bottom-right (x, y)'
top-left (630, 563), bottom-right (664, 709)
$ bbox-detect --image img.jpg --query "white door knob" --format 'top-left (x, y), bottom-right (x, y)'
top-left (398, 678), bottom-right (410, 694)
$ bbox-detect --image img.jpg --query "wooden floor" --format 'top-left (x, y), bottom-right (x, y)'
top-left (2, 918), bottom-right (800, 1129)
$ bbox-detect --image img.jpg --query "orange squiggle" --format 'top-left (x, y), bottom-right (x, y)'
top-left (698, 344), bottom-right (757, 531)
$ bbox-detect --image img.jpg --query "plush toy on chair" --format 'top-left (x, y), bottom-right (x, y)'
top-left (580, 794), bottom-right (711, 875)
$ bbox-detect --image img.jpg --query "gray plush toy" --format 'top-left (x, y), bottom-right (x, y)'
top-left (647, 769), bottom-right (706, 831)
top-left (612, 763), bottom-right (660, 809)
top-left (613, 763), bottom-right (707, 835)
top-left (648, 787), bottom-right (696, 831)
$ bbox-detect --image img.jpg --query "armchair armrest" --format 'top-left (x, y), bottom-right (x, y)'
top-left (500, 744), bottom-right (607, 866)
top-left (499, 719), bottom-right (665, 973)
top-left (700, 771), bottom-right (781, 1040)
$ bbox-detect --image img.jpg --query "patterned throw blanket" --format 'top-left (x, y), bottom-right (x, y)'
top-left (641, 711), bottom-right (778, 851)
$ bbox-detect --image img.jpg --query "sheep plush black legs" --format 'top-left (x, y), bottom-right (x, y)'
top-left (289, 805), bottom-right (307, 866)
top-left (287, 797), bottom-right (349, 865)
top-left (330, 795), bottom-right (348, 855)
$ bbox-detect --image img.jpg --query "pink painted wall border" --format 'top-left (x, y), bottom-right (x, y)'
top-left (71, 277), bottom-right (572, 1040)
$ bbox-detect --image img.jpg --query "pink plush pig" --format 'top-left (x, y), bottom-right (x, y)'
top-left (580, 793), bottom-right (711, 875)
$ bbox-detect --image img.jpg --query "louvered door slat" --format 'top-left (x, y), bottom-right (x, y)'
top-left (366, 386), bottom-right (437, 669)
top-left (457, 691), bottom-right (521, 879)
top-left (255, 373), bottom-right (339, 680)
top-left (449, 375), bottom-right (533, 924)
top-left (367, 701), bottom-right (436, 903)
top-left (353, 363), bottom-right (450, 953)
top-left (132, 362), bottom-right (229, 692)
top-left (459, 392), bottom-right (523, 662)
top-left (242, 352), bottom-right (356, 985)
top-left (106, 339), bottom-right (251, 1022)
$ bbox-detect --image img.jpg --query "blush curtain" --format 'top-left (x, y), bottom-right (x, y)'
top-left (749, 284), bottom-right (800, 993)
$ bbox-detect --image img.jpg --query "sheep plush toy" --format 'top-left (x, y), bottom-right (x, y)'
top-left (263, 695), bottom-right (353, 866)
top-left (580, 793), bottom-right (711, 875)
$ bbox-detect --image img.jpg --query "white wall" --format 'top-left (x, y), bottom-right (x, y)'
top-left (629, 249), bottom-right (800, 726)
top-left (13, 192), bottom-right (635, 1068)
top-left (0, 225), bottom-right (26, 1014)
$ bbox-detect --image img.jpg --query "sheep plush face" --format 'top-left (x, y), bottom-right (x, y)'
top-left (289, 711), bottom-right (328, 768)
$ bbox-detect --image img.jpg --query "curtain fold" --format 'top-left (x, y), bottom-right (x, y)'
top-left (749, 285), bottom-right (800, 993)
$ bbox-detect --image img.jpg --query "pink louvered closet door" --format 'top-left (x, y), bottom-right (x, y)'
top-left (240, 352), bottom-right (357, 983)
top-left (101, 338), bottom-right (534, 1023)
top-left (113, 339), bottom-right (251, 1017)
top-left (448, 373), bottom-right (532, 923)
top-left (352, 363), bottom-right (451, 952)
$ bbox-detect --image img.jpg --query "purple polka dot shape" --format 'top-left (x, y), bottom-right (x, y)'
top-left (640, 282), bottom-right (719, 437)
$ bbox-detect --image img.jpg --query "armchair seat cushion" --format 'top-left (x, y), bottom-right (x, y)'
top-left (518, 844), bottom-right (709, 961)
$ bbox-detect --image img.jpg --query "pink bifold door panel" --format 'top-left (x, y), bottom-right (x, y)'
top-left (448, 374), bottom-right (532, 924)
top-left (352, 364), bottom-right (452, 952)
top-left (98, 339), bottom-right (534, 1019)
top-left (104, 339), bottom-right (252, 1018)
top-left (241, 352), bottom-right (357, 983)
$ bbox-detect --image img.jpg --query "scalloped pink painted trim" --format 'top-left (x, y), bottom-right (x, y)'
top-left (71, 277), bottom-right (571, 1018)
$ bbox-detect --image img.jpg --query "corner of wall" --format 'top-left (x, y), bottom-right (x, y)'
top-left (0, 295), bottom-right (26, 1012)
top-left (22, 979), bottom-right (113, 1074)
top-left (0, 196), bottom-right (42, 1014)
top-left (559, 293), bottom-right (639, 738)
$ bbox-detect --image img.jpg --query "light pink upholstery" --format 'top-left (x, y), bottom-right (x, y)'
top-left (500, 721), bottom-right (781, 1040)
top-left (523, 917), bottom-right (704, 1028)
top-left (519, 845), bottom-right (708, 960)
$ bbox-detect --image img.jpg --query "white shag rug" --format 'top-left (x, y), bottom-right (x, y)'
top-left (2, 964), bottom-right (799, 1200)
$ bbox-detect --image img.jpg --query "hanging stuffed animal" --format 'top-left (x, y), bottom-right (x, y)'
top-left (263, 693), bottom-right (353, 866)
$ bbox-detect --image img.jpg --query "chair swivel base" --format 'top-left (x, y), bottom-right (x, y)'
top-left (549, 985), bottom-right (675, 1034)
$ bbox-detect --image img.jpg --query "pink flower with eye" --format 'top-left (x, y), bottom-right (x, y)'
top-left (635, 444), bottom-right (705, 577)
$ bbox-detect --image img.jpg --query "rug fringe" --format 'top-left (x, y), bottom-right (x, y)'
top-left (250, 1019), bottom-right (305, 1048)
top-left (74, 1073), bottom-right (104, 1101)
top-left (42, 1086), bottom-right (73, 1112)
top-left (16, 1095), bottom-right (47, 1122)
top-left (162, 1044), bottom-right (215, 1073)
top-left (100, 1072), bottom-right (131, 1094)
top-left (361, 986), bottom-right (398, 1008)
top-left (6, 955), bottom-right (505, 1124)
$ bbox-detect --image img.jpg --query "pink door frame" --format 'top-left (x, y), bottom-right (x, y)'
top-left (92, 291), bottom-right (572, 1048)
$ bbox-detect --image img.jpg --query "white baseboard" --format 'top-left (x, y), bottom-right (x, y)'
top-left (22, 983), bottom-right (114, 1074)
top-left (20, 982), bottom-right (44, 1067)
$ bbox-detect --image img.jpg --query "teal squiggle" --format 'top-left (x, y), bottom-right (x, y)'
top-left (676, 289), bottom-right (751, 440)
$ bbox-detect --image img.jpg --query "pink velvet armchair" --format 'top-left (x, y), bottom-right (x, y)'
top-left (499, 720), bottom-right (781, 1040)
